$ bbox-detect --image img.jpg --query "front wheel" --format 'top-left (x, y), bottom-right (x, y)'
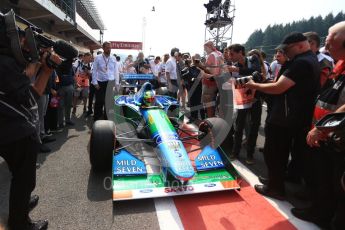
top-left (198, 117), bottom-right (230, 149)
top-left (90, 120), bottom-right (116, 172)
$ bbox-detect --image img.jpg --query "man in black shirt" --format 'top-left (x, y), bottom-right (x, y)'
top-left (245, 32), bottom-right (320, 200)
top-left (0, 31), bottom-right (61, 230)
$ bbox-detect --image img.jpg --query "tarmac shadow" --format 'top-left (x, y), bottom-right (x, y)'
top-left (86, 169), bottom-right (112, 202)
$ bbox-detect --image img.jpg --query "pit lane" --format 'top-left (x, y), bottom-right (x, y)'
top-left (0, 106), bottom-right (319, 230)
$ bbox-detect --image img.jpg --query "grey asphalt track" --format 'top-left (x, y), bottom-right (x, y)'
top-left (0, 107), bottom-right (160, 230)
top-left (0, 105), bottom-right (309, 230)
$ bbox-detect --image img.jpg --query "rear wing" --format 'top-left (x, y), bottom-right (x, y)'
top-left (121, 74), bottom-right (154, 81)
top-left (120, 74), bottom-right (155, 90)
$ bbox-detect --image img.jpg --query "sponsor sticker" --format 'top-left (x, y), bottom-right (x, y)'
top-left (139, 189), bottom-right (153, 193)
top-left (164, 186), bottom-right (194, 193)
top-left (204, 183), bottom-right (217, 188)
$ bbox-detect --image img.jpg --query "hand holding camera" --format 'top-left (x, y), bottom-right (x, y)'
top-left (235, 71), bottom-right (263, 88)
top-left (41, 51), bottom-right (62, 70)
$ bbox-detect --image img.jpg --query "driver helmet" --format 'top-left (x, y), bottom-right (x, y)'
top-left (143, 89), bottom-right (155, 106)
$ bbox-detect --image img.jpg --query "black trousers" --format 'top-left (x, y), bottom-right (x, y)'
top-left (232, 100), bottom-right (262, 157)
top-left (0, 135), bottom-right (39, 229)
top-left (88, 83), bottom-right (96, 113)
top-left (309, 147), bottom-right (345, 229)
top-left (169, 80), bottom-right (178, 99)
top-left (188, 83), bottom-right (205, 120)
top-left (94, 81), bottom-right (108, 121)
top-left (263, 123), bottom-right (309, 193)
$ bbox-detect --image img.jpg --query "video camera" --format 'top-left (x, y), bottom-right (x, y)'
top-left (234, 71), bottom-right (263, 85)
top-left (0, 9), bottom-right (78, 68)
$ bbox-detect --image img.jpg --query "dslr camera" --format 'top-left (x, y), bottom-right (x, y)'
top-left (0, 9), bottom-right (78, 69)
top-left (82, 64), bottom-right (91, 71)
top-left (235, 71), bottom-right (263, 85)
top-left (181, 65), bottom-right (201, 90)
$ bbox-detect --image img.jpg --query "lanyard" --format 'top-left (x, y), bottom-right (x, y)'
top-left (102, 54), bottom-right (110, 71)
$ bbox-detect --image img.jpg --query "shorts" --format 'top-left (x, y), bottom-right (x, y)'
top-left (201, 84), bottom-right (218, 104)
top-left (74, 87), bottom-right (89, 98)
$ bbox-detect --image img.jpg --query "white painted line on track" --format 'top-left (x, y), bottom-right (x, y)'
top-left (231, 159), bottom-right (320, 230)
top-left (154, 197), bottom-right (184, 230)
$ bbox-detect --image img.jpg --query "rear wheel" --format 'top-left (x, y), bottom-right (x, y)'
top-left (90, 120), bottom-right (116, 172)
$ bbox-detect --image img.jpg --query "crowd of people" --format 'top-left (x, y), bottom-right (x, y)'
top-left (1, 10), bottom-right (345, 228)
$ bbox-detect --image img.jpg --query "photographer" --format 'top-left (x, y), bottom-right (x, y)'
top-left (181, 54), bottom-right (205, 123)
top-left (134, 52), bottom-right (151, 74)
top-left (56, 59), bottom-right (75, 127)
top-left (245, 32), bottom-right (320, 201)
top-left (226, 44), bottom-right (263, 164)
top-left (0, 13), bottom-right (62, 230)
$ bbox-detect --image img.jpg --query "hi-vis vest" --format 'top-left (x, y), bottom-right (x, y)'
top-left (75, 68), bottom-right (90, 88)
top-left (313, 60), bottom-right (345, 124)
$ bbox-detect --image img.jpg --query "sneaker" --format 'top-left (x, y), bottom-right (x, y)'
top-left (29, 195), bottom-right (39, 212)
top-left (27, 219), bottom-right (49, 230)
top-left (44, 132), bottom-right (53, 137)
top-left (245, 157), bottom-right (255, 165)
top-left (42, 136), bottom-right (56, 144)
top-left (65, 121), bottom-right (75, 126)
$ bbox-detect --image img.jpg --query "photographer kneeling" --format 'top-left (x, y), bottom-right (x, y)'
top-left (0, 11), bottom-right (62, 230)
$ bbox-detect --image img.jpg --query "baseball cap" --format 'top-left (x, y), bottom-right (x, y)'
top-left (276, 32), bottom-right (307, 50)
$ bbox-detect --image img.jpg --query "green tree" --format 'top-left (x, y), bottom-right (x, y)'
top-left (244, 11), bottom-right (344, 60)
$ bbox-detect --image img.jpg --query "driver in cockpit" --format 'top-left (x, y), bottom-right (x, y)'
top-left (142, 89), bottom-right (156, 107)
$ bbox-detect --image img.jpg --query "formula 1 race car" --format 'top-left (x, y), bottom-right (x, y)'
top-left (90, 75), bottom-right (240, 201)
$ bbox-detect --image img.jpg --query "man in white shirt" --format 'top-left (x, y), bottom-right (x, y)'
top-left (150, 56), bottom-right (161, 88)
top-left (115, 56), bottom-right (123, 91)
top-left (158, 54), bottom-right (169, 87)
top-left (166, 48), bottom-right (179, 98)
top-left (72, 53), bottom-right (83, 72)
top-left (92, 41), bottom-right (117, 121)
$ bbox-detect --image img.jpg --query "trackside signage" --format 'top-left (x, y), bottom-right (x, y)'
top-left (113, 150), bottom-right (147, 176)
top-left (110, 41), bottom-right (143, 50)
